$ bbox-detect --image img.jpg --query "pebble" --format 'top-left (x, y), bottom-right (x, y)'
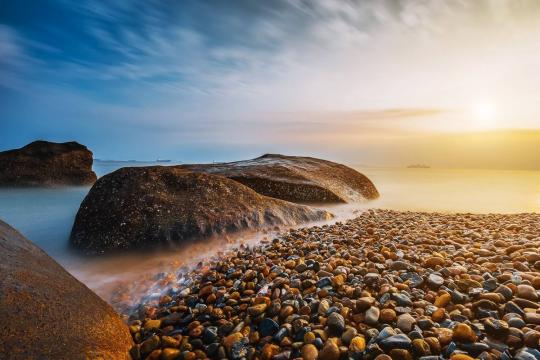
top-left (365, 306), bottom-right (380, 325)
top-left (327, 312), bottom-right (345, 335)
top-left (319, 339), bottom-right (340, 360)
top-left (380, 334), bottom-right (412, 350)
top-left (428, 273), bottom-right (444, 288)
top-left (452, 323), bottom-right (477, 343)
top-left (397, 313), bottom-right (416, 333)
top-left (350, 336), bottom-right (366, 353)
top-left (341, 327), bottom-right (357, 345)
top-left (301, 344), bottom-right (318, 360)
top-left (517, 284), bottom-right (539, 301)
top-left (126, 210), bottom-right (540, 360)
top-left (380, 308), bottom-right (397, 323)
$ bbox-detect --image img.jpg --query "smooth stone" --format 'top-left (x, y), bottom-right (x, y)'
top-left (319, 339), bottom-right (340, 360)
top-left (508, 317), bottom-right (526, 328)
top-left (380, 334), bottom-right (412, 350)
top-left (397, 313), bottom-right (416, 333)
top-left (261, 343), bottom-right (279, 360)
top-left (505, 301), bottom-right (525, 316)
top-left (517, 285), bottom-right (539, 301)
top-left (452, 324), bottom-right (476, 343)
top-left (161, 348), bottom-right (181, 360)
top-left (259, 318), bottom-right (280, 337)
top-left (411, 339), bottom-right (431, 357)
top-left (357, 297), bottom-right (376, 311)
top-left (425, 257), bottom-right (445, 268)
top-left (341, 327), bottom-right (358, 345)
top-left (389, 349), bottom-right (413, 360)
top-left (203, 326), bottom-right (218, 344)
top-left (393, 293), bottom-right (414, 307)
top-left (495, 285), bottom-right (514, 301)
top-left (317, 277), bottom-right (333, 288)
top-left (349, 336), bottom-right (366, 353)
top-left (524, 313), bottom-right (540, 325)
top-left (301, 344), bottom-right (318, 360)
top-left (380, 309), bottom-right (397, 323)
top-left (484, 318), bottom-right (509, 339)
top-left (450, 355), bottom-right (475, 360)
top-left (428, 274), bottom-right (444, 288)
top-left (273, 327), bottom-right (289, 342)
top-left (247, 303), bottom-right (267, 316)
top-left (365, 306), bottom-right (381, 325)
top-left (375, 327), bottom-right (396, 342)
top-left (515, 347), bottom-right (540, 360)
top-left (458, 342), bottom-right (490, 356)
top-left (524, 330), bottom-right (540, 348)
top-left (391, 261), bottom-right (410, 271)
top-left (327, 312), bottom-right (346, 335)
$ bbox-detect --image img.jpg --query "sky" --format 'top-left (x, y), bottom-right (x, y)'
top-left (1, 0), bottom-right (540, 168)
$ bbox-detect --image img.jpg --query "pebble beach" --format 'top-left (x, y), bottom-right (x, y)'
top-left (127, 209), bottom-right (540, 360)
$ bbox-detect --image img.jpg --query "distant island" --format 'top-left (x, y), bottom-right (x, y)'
top-left (407, 164), bottom-right (431, 168)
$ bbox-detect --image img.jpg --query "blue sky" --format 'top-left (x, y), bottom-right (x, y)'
top-left (1, 1), bottom-right (540, 166)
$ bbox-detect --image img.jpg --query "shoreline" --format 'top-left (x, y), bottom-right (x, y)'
top-left (72, 206), bottom-right (540, 316)
top-left (69, 203), bottom-right (365, 315)
top-left (126, 209), bottom-right (540, 359)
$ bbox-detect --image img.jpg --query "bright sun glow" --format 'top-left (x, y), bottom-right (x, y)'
top-left (471, 101), bottom-right (497, 127)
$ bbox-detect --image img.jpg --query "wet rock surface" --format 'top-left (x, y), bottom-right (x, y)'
top-left (0, 219), bottom-right (132, 359)
top-left (181, 154), bottom-right (379, 203)
top-left (70, 166), bottom-right (332, 254)
top-left (0, 140), bottom-right (97, 186)
top-left (128, 209), bottom-right (540, 360)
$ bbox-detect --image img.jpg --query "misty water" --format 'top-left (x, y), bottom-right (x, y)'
top-left (1, 163), bottom-right (540, 310)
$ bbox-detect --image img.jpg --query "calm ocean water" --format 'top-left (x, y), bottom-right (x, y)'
top-left (1, 162), bottom-right (539, 306)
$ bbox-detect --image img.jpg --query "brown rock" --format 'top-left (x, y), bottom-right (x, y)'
top-left (70, 167), bottom-right (332, 254)
top-left (182, 153), bottom-right (379, 203)
top-left (0, 220), bottom-right (132, 359)
top-left (0, 140), bottom-right (96, 186)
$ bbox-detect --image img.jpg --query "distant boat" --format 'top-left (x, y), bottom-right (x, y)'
top-left (156, 159), bottom-right (172, 163)
top-left (407, 164), bottom-right (431, 169)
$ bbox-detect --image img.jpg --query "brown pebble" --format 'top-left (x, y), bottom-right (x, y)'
top-left (319, 338), bottom-right (340, 360)
top-left (452, 323), bottom-right (477, 343)
top-left (301, 344), bottom-right (318, 360)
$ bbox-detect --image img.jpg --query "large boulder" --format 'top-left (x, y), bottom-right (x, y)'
top-left (70, 166), bottom-right (332, 254)
top-left (0, 220), bottom-right (132, 359)
top-left (0, 140), bottom-right (97, 186)
top-left (182, 154), bottom-right (379, 203)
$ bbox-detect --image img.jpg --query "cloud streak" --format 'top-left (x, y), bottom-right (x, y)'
top-left (1, 0), bottom-right (540, 165)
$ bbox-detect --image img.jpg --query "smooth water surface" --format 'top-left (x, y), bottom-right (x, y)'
top-left (1, 164), bottom-right (539, 309)
top-left (361, 167), bottom-right (540, 214)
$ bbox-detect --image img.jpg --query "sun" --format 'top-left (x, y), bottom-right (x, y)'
top-left (471, 101), bottom-right (497, 127)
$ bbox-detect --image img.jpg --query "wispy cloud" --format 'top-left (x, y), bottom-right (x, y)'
top-left (2, 0), bottom-right (540, 163)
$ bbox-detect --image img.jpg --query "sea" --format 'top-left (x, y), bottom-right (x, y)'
top-left (1, 162), bottom-right (539, 311)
